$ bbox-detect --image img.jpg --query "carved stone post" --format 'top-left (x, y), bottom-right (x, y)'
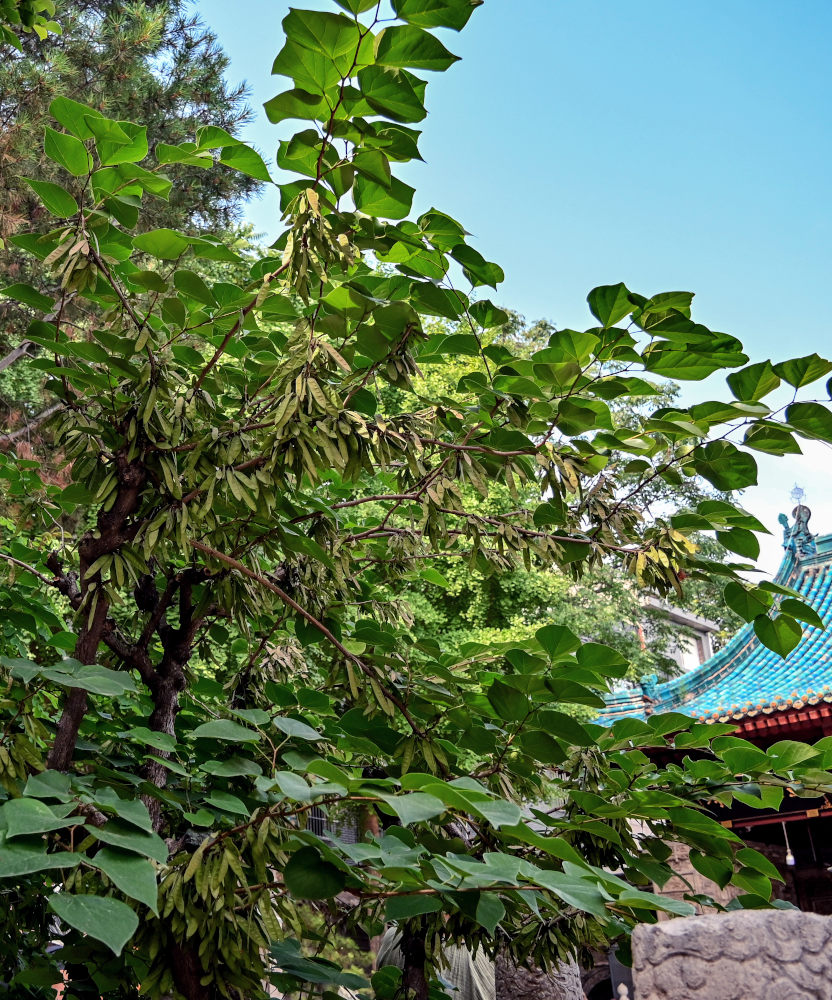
top-left (632, 910), bottom-right (832, 999)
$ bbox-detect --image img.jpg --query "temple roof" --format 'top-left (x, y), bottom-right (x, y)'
top-left (601, 507), bottom-right (832, 726)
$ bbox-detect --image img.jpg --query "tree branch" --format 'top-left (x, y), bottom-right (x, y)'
top-left (0, 402), bottom-right (63, 448)
top-left (190, 540), bottom-right (425, 737)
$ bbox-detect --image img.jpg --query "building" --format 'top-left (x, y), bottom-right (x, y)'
top-left (584, 504), bottom-right (832, 999)
top-left (602, 503), bottom-right (832, 742)
top-left (641, 596), bottom-right (717, 673)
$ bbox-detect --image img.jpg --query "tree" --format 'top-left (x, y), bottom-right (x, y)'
top-left (397, 315), bottom-right (741, 680)
top-left (1, 2), bottom-right (832, 999)
top-left (0, 0), bottom-right (258, 374)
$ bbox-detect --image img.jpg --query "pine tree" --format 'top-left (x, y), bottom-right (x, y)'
top-left (0, 0), bottom-right (258, 356)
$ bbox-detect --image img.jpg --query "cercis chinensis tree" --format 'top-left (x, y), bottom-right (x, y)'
top-left (2, 1), bottom-right (832, 998)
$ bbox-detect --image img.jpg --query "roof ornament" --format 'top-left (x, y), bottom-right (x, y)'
top-left (780, 485), bottom-right (817, 557)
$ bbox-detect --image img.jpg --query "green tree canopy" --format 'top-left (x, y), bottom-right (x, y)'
top-left (0, 3), bottom-right (831, 999)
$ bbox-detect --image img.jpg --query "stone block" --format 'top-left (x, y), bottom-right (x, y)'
top-left (632, 910), bottom-right (832, 999)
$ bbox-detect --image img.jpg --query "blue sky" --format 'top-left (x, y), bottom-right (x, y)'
top-left (197, 0), bottom-right (832, 572)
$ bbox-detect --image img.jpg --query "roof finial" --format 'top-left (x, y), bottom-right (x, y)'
top-left (784, 484), bottom-right (816, 558)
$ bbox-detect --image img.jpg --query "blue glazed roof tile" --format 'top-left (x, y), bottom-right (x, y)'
top-left (601, 521), bottom-right (832, 725)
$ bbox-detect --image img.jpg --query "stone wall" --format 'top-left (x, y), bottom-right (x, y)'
top-left (654, 839), bottom-right (798, 915)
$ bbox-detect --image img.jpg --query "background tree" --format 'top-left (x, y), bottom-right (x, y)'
top-left (0, 0), bottom-right (258, 469)
top-left (0, 0), bottom-right (258, 401)
top-left (397, 313), bottom-right (741, 679)
top-left (1, 3), bottom-right (831, 1000)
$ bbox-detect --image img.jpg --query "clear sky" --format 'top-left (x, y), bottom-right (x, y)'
top-left (196, 0), bottom-right (832, 573)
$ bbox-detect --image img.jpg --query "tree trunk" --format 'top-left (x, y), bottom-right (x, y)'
top-left (401, 930), bottom-right (430, 1000)
top-left (46, 597), bottom-right (109, 770)
top-left (171, 943), bottom-right (212, 1000)
top-left (142, 673), bottom-right (184, 831)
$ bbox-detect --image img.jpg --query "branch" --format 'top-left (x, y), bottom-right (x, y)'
top-left (189, 539), bottom-right (425, 736)
top-left (0, 552), bottom-right (54, 585)
top-left (0, 340), bottom-right (33, 373)
top-left (190, 261), bottom-right (290, 395)
top-left (0, 402), bottom-right (63, 448)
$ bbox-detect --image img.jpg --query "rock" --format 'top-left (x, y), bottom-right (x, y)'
top-left (632, 910), bottom-right (832, 1000)
top-left (495, 953), bottom-right (584, 1000)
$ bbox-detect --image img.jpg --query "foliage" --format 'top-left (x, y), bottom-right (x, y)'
top-left (0, 2), bottom-right (831, 999)
top-left (0, 0), bottom-right (59, 49)
top-left (399, 315), bottom-right (740, 679)
top-left (0, 0), bottom-right (256, 366)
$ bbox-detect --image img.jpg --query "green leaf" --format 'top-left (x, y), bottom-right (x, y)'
top-left (0, 283), bottom-right (54, 310)
top-left (91, 848), bottom-right (159, 914)
top-left (272, 771), bottom-right (312, 801)
top-left (335, 0), bottom-right (379, 12)
top-left (154, 142), bottom-right (213, 168)
top-left (450, 244), bottom-right (504, 288)
top-left (689, 850), bottom-right (732, 889)
top-left (786, 402), bottom-right (832, 441)
top-left (767, 740), bottom-right (822, 769)
top-left (119, 726), bottom-right (177, 752)
top-left (726, 361), bottom-right (780, 401)
top-left (23, 770), bottom-right (72, 801)
top-left (0, 839), bottom-right (80, 877)
top-left (519, 730), bottom-right (567, 765)
top-left (576, 642), bottom-right (629, 678)
top-left (204, 790), bottom-right (249, 815)
top-left (723, 582), bottom-right (772, 623)
top-left (754, 615), bottom-right (802, 658)
top-left (220, 142), bottom-right (273, 182)
top-left (469, 299), bottom-right (509, 328)
top-left (386, 894), bottom-right (443, 920)
top-left (743, 424), bottom-right (801, 455)
top-left (716, 527), bottom-right (760, 560)
top-left (281, 8), bottom-right (365, 75)
top-left (2, 799), bottom-right (74, 839)
top-left (534, 869), bottom-right (609, 918)
top-left (49, 894), bottom-right (138, 957)
top-left (359, 65), bottom-right (428, 123)
top-left (486, 679), bottom-right (528, 722)
top-left (87, 119), bottom-right (148, 166)
top-left (87, 822), bottom-right (168, 864)
top-left (735, 847), bottom-right (783, 882)
top-left (2, 658), bottom-right (136, 696)
top-left (587, 283), bottom-right (632, 328)
top-left (379, 792), bottom-right (446, 825)
top-left (44, 127), bottom-right (92, 177)
top-left (773, 354), bottom-right (832, 388)
top-left (354, 174), bottom-right (415, 219)
top-left (392, 0), bottom-right (482, 30)
top-left (475, 892), bottom-right (505, 933)
top-left (693, 441), bottom-right (757, 491)
top-left (201, 757), bottom-right (263, 778)
top-left (93, 790), bottom-right (153, 832)
top-left (173, 269), bottom-right (216, 307)
top-left (536, 710), bottom-right (593, 747)
top-left (23, 178), bottom-right (78, 218)
top-left (474, 800), bottom-right (523, 829)
top-left (49, 97), bottom-right (104, 140)
top-left (284, 846), bottom-right (346, 899)
top-left (419, 567), bottom-right (450, 588)
top-left (353, 149), bottom-right (392, 187)
top-left (273, 716), bottom-right (321, 741)
top-left (375, 25), bottom-right (459, 71)
top-left (265, 88), bottom-right (330, 125)
top-left (133, 228), bottom-right (192, 260)
top-left (190, 719), bottom-right (260, 742)
top-left (779, 598), bottom-right (824, 631)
